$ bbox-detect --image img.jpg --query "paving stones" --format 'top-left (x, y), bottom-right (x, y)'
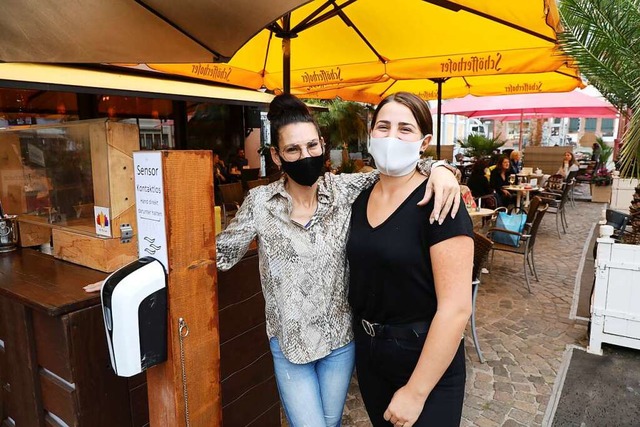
top-left (338, 201), bottom-right (599, 427)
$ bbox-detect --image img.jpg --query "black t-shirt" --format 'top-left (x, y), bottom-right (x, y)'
top-left (347, 179), bottom-right (473, 325)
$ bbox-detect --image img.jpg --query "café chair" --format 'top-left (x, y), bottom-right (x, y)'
top-left (218, 182), bottom-right (244, 228)
top-left (487, 196), bottom-right (548, 293)
top-left (240, 168), bottom-right (261, 191)
top-left (471, 232), bottom-right (493, 363)
top-left (247, 178), bottom-right (269, 190)
top-left (606, 209), bottom-right (630, 242)
top-left (540, 178), bottom-right (574, 239)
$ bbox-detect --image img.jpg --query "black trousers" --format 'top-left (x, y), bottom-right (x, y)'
top-left (354, 324), bottom-right (466, 427)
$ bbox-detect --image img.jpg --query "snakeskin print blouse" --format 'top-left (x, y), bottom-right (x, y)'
top-left (216, 165), bottom-right (441, 364)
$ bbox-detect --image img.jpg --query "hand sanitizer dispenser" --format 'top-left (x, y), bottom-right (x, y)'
top-left (101, 257), bottom-right (167, 377)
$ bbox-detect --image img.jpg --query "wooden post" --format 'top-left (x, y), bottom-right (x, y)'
top-left (143, 150), bottom-right (221, 426)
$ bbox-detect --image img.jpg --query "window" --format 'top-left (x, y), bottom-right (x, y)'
top-left (568, 118), bottom-right (580, 132)
top-left (601, 118), bottom-right (614, 137)
top-left (585, 118), bottom-right (597, 132)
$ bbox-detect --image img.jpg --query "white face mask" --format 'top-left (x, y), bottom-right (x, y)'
top-left (368, 136), bottom-right (424, 176)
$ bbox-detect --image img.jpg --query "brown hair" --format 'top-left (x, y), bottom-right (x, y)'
top-left (371, 92), bottom-right (433, 136)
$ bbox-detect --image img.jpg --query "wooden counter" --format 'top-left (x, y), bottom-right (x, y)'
top-left (0, 248), bottom-right (139, 427)
top-left (0, 248), bottom-right (279, 426)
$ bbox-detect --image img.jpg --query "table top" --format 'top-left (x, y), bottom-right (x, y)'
top-left (503, 185), bottom-right (540, 192)
top-left (517, 173), bottom-right (544, 178)
top-left (0, 248), bottom-right (105, 316)
top-left (467, 207), bottom-right (495, 217)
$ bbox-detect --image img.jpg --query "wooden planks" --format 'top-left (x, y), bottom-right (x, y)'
top-left (18, 220), bottom-right (52, 247)
top-left (52, 228), bottom-right (138, 273)
top-left (146, 150), bottom-right (221, 427)
top-left (218, 250), bottom-right (280, 426)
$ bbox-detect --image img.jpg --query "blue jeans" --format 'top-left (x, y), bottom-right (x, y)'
top-left (269, 338), bottom-right (355, 427)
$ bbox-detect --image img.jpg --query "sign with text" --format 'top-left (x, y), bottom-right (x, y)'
top-left (133, 151), bottom-right (168, 270)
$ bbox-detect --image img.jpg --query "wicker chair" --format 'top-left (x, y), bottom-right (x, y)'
top-left (487, 196), bottom-right (548, 293)
top-left (247, 178), bottom-right (269, 189)
top-left (218, 182), bottom-right (244, 228)
top-left (471, 232), bottom-right (493, 363)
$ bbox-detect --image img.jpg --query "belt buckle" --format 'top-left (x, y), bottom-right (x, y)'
top-left (361, 318), bottom-right (377, 337)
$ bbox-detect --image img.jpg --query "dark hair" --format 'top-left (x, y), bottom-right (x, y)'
top-left (370, 92), bottom-right (433, 136)
top-left (497, 155), bottom-right (510, 170)
top-left (471, 159), bottom-right (488, 175)
top-left (267, 94), bottom-right (320, 148)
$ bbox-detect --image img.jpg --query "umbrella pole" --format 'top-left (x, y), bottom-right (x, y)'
top-left (435, 78), bottom-right (444, 159)
top-left (518, 110), bottom-right (524, 150)
top-left (282, 14), bottom-right (291, 94)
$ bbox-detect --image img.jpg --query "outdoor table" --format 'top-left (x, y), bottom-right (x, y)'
top-left (502, 185), bottom-right (540, 212)
top-left (467, 207), bottom-right (496, 231)
top-left (467, 207), bottom-right (495, 218)
top-left (516, 172), bottom-right (544, 185)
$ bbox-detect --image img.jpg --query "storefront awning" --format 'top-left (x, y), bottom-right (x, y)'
top-left (0, 63), bottom-right (275, 105)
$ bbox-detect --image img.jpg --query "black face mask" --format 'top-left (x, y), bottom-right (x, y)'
top-left (279, 153), bottom-right (325, 186)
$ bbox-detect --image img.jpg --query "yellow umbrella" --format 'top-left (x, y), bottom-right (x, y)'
top-left (145, 0), bottom-right (571, 93)
top-left (294, 65), bottom-right (584, 104)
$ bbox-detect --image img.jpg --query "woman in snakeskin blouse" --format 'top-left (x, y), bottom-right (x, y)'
top-left (215, 94), bottom-right (461, 427)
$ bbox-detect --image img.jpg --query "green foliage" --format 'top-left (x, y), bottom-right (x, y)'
top-left (596, 137), bottom-right (614, 166)
top-left (558, 0), bottom-right (640, 179)
top-left (316, 100), bottom-right (369, 152)
top-left (457, 134), bottom-right (506, 159)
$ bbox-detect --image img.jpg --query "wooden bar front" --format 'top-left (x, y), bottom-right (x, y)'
top-left (0, 247), bottom-right (279, 426)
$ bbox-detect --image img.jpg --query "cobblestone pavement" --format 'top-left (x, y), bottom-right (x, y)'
top-left (340, 201), bottom-right (603, 427)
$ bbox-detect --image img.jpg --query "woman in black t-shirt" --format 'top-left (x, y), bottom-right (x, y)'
top-left (347, 92), bottom-right (474, 427)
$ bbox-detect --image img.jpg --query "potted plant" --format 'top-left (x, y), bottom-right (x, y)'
top-left (456, 134), bottom-right (506, 160)
top-left (316, 99), bottom-right (369, 172)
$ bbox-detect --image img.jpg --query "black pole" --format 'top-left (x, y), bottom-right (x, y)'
top-left (172, 100), bottom-right (188, 150)
top-left (283, 14), bottom-right (291, 94)
top-left (436, 79), bottom-right (443, 159)
top-left (77, 93), bottom-right (99, 119)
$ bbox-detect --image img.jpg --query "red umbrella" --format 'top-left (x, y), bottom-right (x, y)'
top-left (442, 90), bottom-right (619, 148)
top-left (441, 90), bottom-right (618, 118)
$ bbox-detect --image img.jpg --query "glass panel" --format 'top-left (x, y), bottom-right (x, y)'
top-left (585, 118), bottom-right (597, 131)
top-left (568, 118), bottom-right (580, 132)
top-left (0, 121), bottom-right (96, 228)
top-left (601, 118), bottom-right (614, 136)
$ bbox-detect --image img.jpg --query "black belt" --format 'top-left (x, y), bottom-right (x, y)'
top-left (357, 318), bottom-right (430, 340)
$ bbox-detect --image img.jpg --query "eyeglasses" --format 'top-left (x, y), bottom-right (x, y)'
top-left (278, 139), bottom-right (324, 161)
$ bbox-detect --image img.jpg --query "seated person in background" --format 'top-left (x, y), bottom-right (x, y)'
top-left (467, 160), bottom-right (494, 199)
top-left (229, 147), bottom-right (249, 171)
top-left (591, 142), bottom-right (602, 162)
top-left (509, 150), bottom-right (523, 177)
top-left (556, 151), bottom-right (580, 179)
top-left (213, 152), bottom-right (230, 205)
top-left (490, 155), bottom-right (515, 208)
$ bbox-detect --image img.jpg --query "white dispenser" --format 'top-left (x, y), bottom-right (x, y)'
top-left (101, 257), bottom-right (167, 377)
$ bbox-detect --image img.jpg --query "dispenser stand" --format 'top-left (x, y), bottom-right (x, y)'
top-left (135, 150), bottom-right (220, 426)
